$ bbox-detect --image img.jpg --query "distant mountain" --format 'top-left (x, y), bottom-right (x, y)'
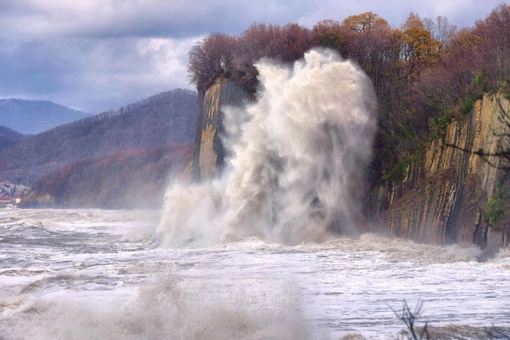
top-left (0, 88), bottom-right (198, 188)
top-left (0, 125), bottom-right (24, 152)
top-left (0, 98), bottom-right (92, 134)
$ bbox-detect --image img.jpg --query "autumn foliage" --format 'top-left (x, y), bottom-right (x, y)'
top-left (188, 4), bottom-right (510, 187)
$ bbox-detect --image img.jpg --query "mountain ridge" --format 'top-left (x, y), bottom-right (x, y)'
top-left (0, 98), bottom-right (92, 134)
top-left (0, 88), bottom-right (197, 186)
top-left (0, 125), bottom-right (24, 152)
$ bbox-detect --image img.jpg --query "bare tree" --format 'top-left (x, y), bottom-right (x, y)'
top-left (391, 300), bottom-right (430, 340)
top-left (423, 16), bottom-right (457, 49)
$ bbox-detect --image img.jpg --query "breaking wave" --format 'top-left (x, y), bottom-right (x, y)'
top-left (1, 276), bottom-right (310, 340)
top-left (158, 49), bottom-right (377, 247)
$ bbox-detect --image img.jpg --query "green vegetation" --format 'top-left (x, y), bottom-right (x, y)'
top-left (503, 80), bottom-right (510, 101)
top-left (484, 195), bottom-right (505, 225)
top-left (437, 112), bottom-right (452, 129)
top-left (461, 96), bottom-right (476, 115)
top-left (475, 73), bottom-right (484, 87)
top-left (380, 154), bottom-right (417, 184)
top-left (484, 182), bottom-right (510, 230)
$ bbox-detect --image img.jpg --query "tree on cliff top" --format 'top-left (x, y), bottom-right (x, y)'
top-left (342, 12), bottom-right (389, 33)
top-left (188, 33), bottom-right (236, 91)
top-left (186, 4), bottom-right (509, 189)
top-left (401, 13), bottom-right (442, 81)
top-left (188, 23), bottom-right (311, 94)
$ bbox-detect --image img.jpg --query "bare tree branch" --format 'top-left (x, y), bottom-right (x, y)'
top-left (445, 97), bottom-right (510, 170)
top-left (390, 300), bottom-right (430, 340)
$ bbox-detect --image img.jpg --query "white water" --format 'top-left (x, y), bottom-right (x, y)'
top-left (159, 49), bottom-right (377, 247)
top-left (2, 51), bottom-right (510, 339)
top-left (1, 207), bottom-right (510, 339)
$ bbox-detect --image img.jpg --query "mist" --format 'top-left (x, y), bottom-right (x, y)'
top-left (158, 48), bottom-right (377, 247)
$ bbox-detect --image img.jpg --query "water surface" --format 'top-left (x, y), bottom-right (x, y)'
top-left (1, 207), bottom-right (509, 339)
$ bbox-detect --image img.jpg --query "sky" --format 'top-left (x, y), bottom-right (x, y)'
top-left (0, 0), bottom-right (507, 113)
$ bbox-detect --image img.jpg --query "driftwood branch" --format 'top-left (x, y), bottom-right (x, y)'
top-left (444, 143), bottom-right (508, 169)
top-left (445, 97), bottom-right (510, 170)
top-left (390, 300), bottom-right (430, 340)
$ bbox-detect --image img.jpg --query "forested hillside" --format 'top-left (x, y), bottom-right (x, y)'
top-left (0, 99), bottom-right (91, 134)
top-left (187, 4), bottom-right (510, 189)
top-left (0, 125), bottom-right (24, 152)
top-left (0, 89), bottom-right (197, 185)
top-left (21, 144), bottom-right (193, 209)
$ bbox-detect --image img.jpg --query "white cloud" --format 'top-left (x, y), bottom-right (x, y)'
top-left (0, 35), bottom-right (200, 112)
top-left (63, 36), bottom-right (201, 112)
top-left (0, 0), bottom-right (313, 39)
top-left (0, 0), bottom-right (507, 111)
top-left (2, 0), bottom-right (505, 40)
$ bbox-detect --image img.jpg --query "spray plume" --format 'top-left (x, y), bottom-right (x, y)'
top-left (158, 48), bottom-right (377, 247)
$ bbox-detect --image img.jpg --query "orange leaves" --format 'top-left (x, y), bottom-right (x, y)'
top-left (399, 14), bottom-right (442, 81)
top-left (342, 12), bottom-right (389, 33)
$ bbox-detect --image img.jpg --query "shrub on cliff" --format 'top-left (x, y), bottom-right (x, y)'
top-left (484, 178), bottom-right (510, 233)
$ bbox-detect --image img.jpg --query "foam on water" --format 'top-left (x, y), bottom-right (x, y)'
top-left (1, 208), bottom-right (510, 339)
top-left (158, 49), bottom-right (377, 247)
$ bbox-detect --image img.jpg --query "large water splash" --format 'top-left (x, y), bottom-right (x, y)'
top-left (158, 49), bottom-right (377, 247)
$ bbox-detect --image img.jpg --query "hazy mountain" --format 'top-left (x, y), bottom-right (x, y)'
top-left (21, 144), bottom-right (194, 209)
top-left (0, 125), bottom-right (24, 152)
top-left (0, 88), bottom-right (198, 186)
top-left (0, 98), bottom-right (92, 134)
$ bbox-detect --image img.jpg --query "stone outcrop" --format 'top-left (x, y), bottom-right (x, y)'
top-left (191, 78), bottom-right (245, 180)
top-left (369, 94), bottom-right (510, 250)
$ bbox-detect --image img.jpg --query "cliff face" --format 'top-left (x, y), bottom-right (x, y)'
top-left (192, 78), bottom-right (509, 249)
top-left (370, 94), bottom-right (510, 250)
top-left (192, 78), bottom-right (245, 180)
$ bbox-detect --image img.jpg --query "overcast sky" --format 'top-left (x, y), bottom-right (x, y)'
top-left (0, 0), bottom-right (507, 113)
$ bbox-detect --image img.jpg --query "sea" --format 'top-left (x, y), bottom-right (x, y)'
top-left (1, 207), bottom-right (509, 339)
top-left (2, 49), bottom-right (510, 339)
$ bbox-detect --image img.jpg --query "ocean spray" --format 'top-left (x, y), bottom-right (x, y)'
top-left (158, 49), bottom-right (377, 247)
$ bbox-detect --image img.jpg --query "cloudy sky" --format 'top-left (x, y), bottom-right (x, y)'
top-left (0, 0), bottom-right (506, 113)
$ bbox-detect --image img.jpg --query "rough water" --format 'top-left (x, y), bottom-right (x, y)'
top-left (159, 49), bottom-right (377, 247)
top-left (2, 50), bottom-right (510, 339)
top-left (1, 207), bottom-right (510, 339)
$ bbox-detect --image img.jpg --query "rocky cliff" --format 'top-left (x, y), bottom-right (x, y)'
top-left (191, 78), bottom-right (246, 180)
top-left (192, 78), bottom-right (509, 250)
top-left (369, 94), bottom-right (510, 250)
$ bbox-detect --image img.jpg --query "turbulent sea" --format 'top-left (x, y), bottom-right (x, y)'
top-left (1, 207), bottom-right (509, 339)
top-left (2, 49), bottom-right (510, 339)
